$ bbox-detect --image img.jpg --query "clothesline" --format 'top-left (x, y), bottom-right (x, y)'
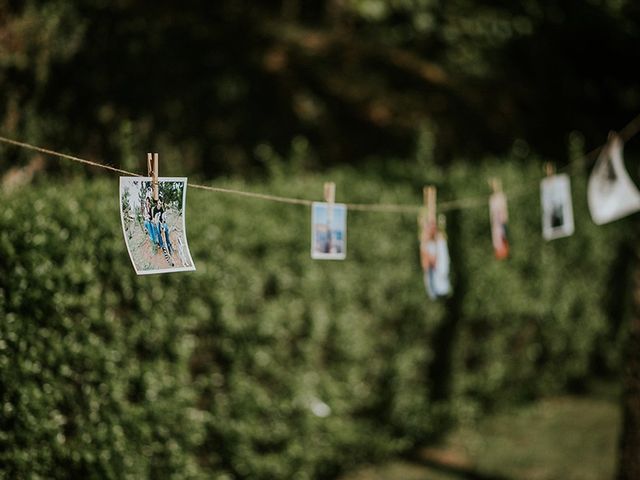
top-left (1, 112), bottom-right (640, 213)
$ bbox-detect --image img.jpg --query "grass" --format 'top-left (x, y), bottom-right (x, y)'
top-left (339, 396), bottom-right (620, 480)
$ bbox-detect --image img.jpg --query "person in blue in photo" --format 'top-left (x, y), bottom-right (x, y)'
top-left (311, 202), bottom-right (347, 260)
top-left (420, 216), bottom-right (451, 299)
top-left (142, 195), bottom-right (157, 247)
top-left (153, 196), bottom-right (174, 260)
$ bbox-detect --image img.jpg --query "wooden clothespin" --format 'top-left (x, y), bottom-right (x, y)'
top-left (489, 177), bottom-right (502, 194)
top-left (543, 162), bottom-right (555, 177)
top-left (418, 185), bottom-right (437, 241)
top-left (423, 185), bottom-right (437, 225)
top-left (147, 152), bottom-right (159, 201)
top-left (607, 130), bottom-right (622, 154)
top-left (323, 182), bottom-right (336, 239)
top-left (324, 182), bottom-right (336, 204)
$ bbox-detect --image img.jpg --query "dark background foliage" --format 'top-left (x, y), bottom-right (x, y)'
top-left (2, 0), bottom-right (640, 175)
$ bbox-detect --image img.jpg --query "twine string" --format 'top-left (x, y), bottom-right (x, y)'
top-left (2, 111), bottom-right (639, 214)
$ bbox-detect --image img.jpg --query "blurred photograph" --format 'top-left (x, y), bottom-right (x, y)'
top-left (489, 191), bottom-right (509, 259)
top-left (540, 173), bottom-right (575, 240)
top-left (120, 177), bottom-right (195, 274)
top-left (588, 134), bottom-right (640, 225)
top-left (311, 202), bottom-right (347, 260)
top-left (419, 213), bottom-right (451, 299)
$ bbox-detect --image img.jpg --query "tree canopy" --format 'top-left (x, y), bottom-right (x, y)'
top-left (2, 0), bottom-right (640, 175)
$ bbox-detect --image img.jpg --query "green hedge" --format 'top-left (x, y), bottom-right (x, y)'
top-left (445, 160), bottom-right (628, 418)
top-left (0, 182), bottom-right (204, 479)
top-left (0, 157), bottom-right (627, 478)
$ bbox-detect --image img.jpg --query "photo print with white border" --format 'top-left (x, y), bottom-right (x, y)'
top-left (311, 201), bottom-right (347, 260)
top-left (419, 213), bottom-right (451, 299)
top-left (489, 191), bottom-right (509, 259)
top-left (120, 177), bottom-right (196, 275)
top-left (540, 173), bottom-right (575, 240)
top-left (588, 134), bottom-right (640, 225)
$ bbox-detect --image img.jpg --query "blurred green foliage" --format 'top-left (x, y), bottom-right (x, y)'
top-left (0, 145), bottom-right (629, 477)
top-left (342, 396), bottom-right (620, 480)
top-left (2, 0), bottom-right (640, 175)
top-left (0, 182), bottom-right (203, 478)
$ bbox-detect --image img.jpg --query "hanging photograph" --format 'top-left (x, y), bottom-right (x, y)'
top-left (540, 173), bottom-right (575, 240)
top-left (311, 201), bottom-right (347, 260)
top-left (120, 177), bottom-right (196, 274)
top-left (588, 134), bottom-right (640, 225)
top-left (419, 213), bottom-right (451, 299)
top-left (489, 191), bottom-right (509, 259)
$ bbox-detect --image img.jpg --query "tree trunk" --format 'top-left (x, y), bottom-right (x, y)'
top-left (618, 242), bottom-right (640, 479)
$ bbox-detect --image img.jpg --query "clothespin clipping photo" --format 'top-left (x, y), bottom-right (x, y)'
top-left (311, 181), bottom-right (347, 260)
top-left (540, 162), bottom-right (575, 240)
top-left (119, 153), bottom-right (196, 274)
top-left (587, 131), bottom-right (640, 225)
top-left (488, 177), bottom-right (509, 259)
top-left (147, 152), bottom-right (159, 201)
top-left (419, 185), bottom-right (451, 299)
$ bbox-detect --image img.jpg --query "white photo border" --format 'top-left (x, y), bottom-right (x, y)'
top-left (119, 176), bottom-right (196, 275)
top-left (311, 201), bottom-right (347, 260)
top-left (540, 173), bottom-right (575, 241)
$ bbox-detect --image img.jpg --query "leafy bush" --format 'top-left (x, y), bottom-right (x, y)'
top-left (0, 155), bottom-right (627, 478)
top-left (0, 182), bottom-right (204, 479)
top-left (445, 159), bottom-right (628, 419)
